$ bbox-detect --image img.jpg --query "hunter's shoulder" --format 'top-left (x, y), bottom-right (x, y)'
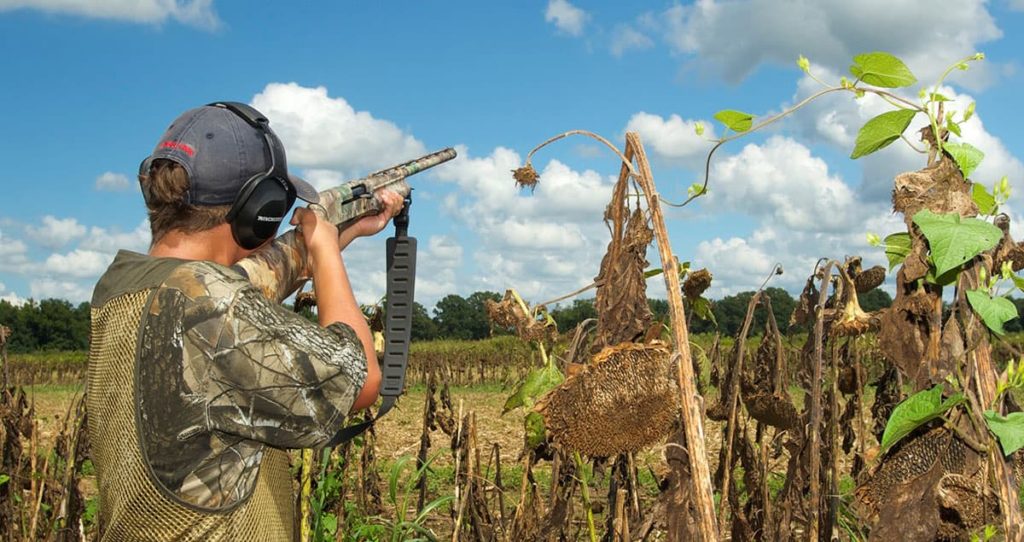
top-left (161, 260), bottom-right (251, 301)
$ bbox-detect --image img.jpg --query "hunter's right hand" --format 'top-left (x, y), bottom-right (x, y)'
top-left (290, 207), bottom-right (341, 267)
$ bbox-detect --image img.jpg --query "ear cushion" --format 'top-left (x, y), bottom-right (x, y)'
top-left (229, 177), bottom-right (294, 249)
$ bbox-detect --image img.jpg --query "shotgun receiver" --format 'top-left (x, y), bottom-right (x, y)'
top-left (234, 147), bottom-right (457, 303)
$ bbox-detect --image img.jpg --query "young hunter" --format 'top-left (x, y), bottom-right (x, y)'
top-left (86, 102), bottom-right (404, 540)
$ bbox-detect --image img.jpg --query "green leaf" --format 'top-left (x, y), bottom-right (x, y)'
top-left (644, 268), bottom-right (664, 279)
top-left (525, 411), bottom-right (547, 449)
top-left (984, 410), bottom-right (1024, 456)
top-left (1011, 274), bottom-right (1024, 294)
top-left (502, 362), bottom-right (564, 413)
top-left (966, 289), bottom-right (1019, 336)
top-left (414, 495), bottom-right (454, 525)
top-left (387, 455), bottom-right (414, 506)
top-left (945, 142), bottom-right (985, 179)
top-left (912, 210), bottom-right (1002, 277)
top-left (925, 265), bottom-right (962, 287)
top-left (849, 52), bottom-right (917, 88)
top-left (0, 474), bottom-right (9, 487)
top-left (320, 513), bottom-right (338, 536)
top-left (713, 109), bottom-right (754, 133)
top-left (971, 183), bottom-right (997, 215)
top-left (690, 296), bottom-right (717, 325)
top-left (646, 260), bottom-right (690, 280)
top-left (883, 232), bottom-right (912, 271)
top-left (851, 109), bottom-right (917, 159)
top-left (946, 119), bottom-right (962, 138)
top-left (929, 92), bottom-right (950, 102)
top-left (963, 101), bottom-right (976, 122)
top-left (881, 385), bottom-right (964, 452)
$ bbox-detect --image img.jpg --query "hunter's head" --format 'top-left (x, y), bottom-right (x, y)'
top-left (138, 102), bottom-right (318, 249)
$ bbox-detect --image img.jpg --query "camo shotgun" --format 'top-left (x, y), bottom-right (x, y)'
top-left (235, 147), bottom-right (457, 303)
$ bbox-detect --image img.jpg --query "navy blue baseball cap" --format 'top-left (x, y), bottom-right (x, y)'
top-left (140, 103), bottom-right (319, 206)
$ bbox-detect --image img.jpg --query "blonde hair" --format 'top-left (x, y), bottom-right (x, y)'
top-left (139, 159), bottom-right (232, 243)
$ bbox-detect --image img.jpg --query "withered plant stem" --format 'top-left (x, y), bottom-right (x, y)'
top-left (717, 290), bottom-right (760, 528)
top-left (525, 130), bottom-right (639, 181)
top-left (808, 261), bottom-right (836, 542)
top-left (624, 132), bottom-right (719, 540)
top-left (828, 342), bottom-right (841, 540)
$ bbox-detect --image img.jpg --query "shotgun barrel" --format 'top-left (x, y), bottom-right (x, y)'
top-left (235, 148), bottom-right (457, 303)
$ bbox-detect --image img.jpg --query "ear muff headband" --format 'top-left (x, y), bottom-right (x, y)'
top-left (208, 102), bottom-right (296, 249)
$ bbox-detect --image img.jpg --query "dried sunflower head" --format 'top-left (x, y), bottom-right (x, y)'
top-left (512, 164), bottom-right (540, 191)
top-left (536, 341), bottom-right (679, 457)
top-left (682, 268), bottom-right (713, 300)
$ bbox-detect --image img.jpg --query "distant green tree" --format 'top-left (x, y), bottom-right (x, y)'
top-left (411, 301), bottom-right (440, 341)
top-left (0, 298), bottom-right (91, 352)
top-left (648, 298), bottom-right (669, 323)
top-left (859, 288), bottom-right (894, 312)
top-left (433, 291), bottom-right (501, 340)
top-left (550, 298), bottom-right (598, 333)
top-left (711, 287), bottom-right (796, 336)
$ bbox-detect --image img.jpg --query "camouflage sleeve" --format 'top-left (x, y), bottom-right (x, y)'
top-left (170, 261), bottom-right (368, 449)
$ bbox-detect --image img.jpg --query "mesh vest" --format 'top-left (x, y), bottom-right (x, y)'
top-left (86, 255), bottom-right (296, 541)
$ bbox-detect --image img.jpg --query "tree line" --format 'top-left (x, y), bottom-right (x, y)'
top-left (7, 286), bottom-right (1022, 353)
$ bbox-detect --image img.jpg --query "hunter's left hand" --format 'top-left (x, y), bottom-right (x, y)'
top-left (338, 189), bottom-right (405, 249)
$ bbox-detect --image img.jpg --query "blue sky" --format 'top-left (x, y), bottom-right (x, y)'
top-left (1, 0), bottom-right (1023, 310)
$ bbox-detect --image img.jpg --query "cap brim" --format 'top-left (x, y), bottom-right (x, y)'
top-left (288, 174), bottom-right (320, 204)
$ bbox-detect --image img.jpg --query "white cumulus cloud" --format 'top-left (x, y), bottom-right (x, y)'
top-left (703, 136), bottom-right (859, 233)
top-left (79, 220), bottom-right (151, 253)
top-left (44, 249), bottom-right (114, 279)
top-left (545, 0), bottom-right (588, 37)
top-left (624, 112), bottom-right (717, 167)
top-left (251, 83), bottom-right (427, 177)
top-left (25, 215), bottom-right (86, 249)
top-left (0, 281), bottom-right (26, 306)
top-left (610, 25), bottom-right (654, 57)
top-left (0, 0), bottom-right (220, 29)
top-left (29, 279), bottom-right (93, 304)
top-left (433, 146), bottom-right (615, 303)
top-left (650, 0), bottom-right (1002, 88)
top-left (95, 171), bottom-right (132, 192)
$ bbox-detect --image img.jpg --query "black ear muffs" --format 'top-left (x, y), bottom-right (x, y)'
top-left (226, 176), bottom-right (295, 250)
top-left (208, 101), bottom-right (296, 250)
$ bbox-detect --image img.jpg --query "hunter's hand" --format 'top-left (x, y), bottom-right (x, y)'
top-left (290, 207), bottom-right (341, 267)
top-left (338, 189), bottom-right (405, 249)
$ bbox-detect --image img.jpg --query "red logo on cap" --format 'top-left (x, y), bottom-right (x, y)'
top-left (161, 140), bottom-right (195, 156)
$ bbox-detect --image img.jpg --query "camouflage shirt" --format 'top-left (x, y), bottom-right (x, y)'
top-left (92, 250), bottom-right (367, 510)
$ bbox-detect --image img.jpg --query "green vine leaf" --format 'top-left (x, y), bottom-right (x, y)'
top-left (883, 232), bottom-right (912, 271)
top-left (945, 142), bottom-right (985, 179)
top-left (503, 362), bottom-right (564, 413)
top-left (911, 210), bottom-right (1002, 277)
top-left (946, 119), bottom-right (962, 138)
top-left (983, 410), bottom-right (1024, 456)
top-left (524, 411), bottom-right (547, 449)
top-left (881, 385), bottom-right (964, 452)
top-left (1011, 274), bottom-right (1024, 294)
top-left (690, 296), bottom-right (717, 325)
top-left (849, 52), bottom-right (917, 88)
top-left (850, 109), bottom-right (917, 159)
top-left (966, 289), bottom-right (1018, 336)
top-left (713, 109), bottom-right (754, 133)
top-left (971, 183), bottom-right (997, 215)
